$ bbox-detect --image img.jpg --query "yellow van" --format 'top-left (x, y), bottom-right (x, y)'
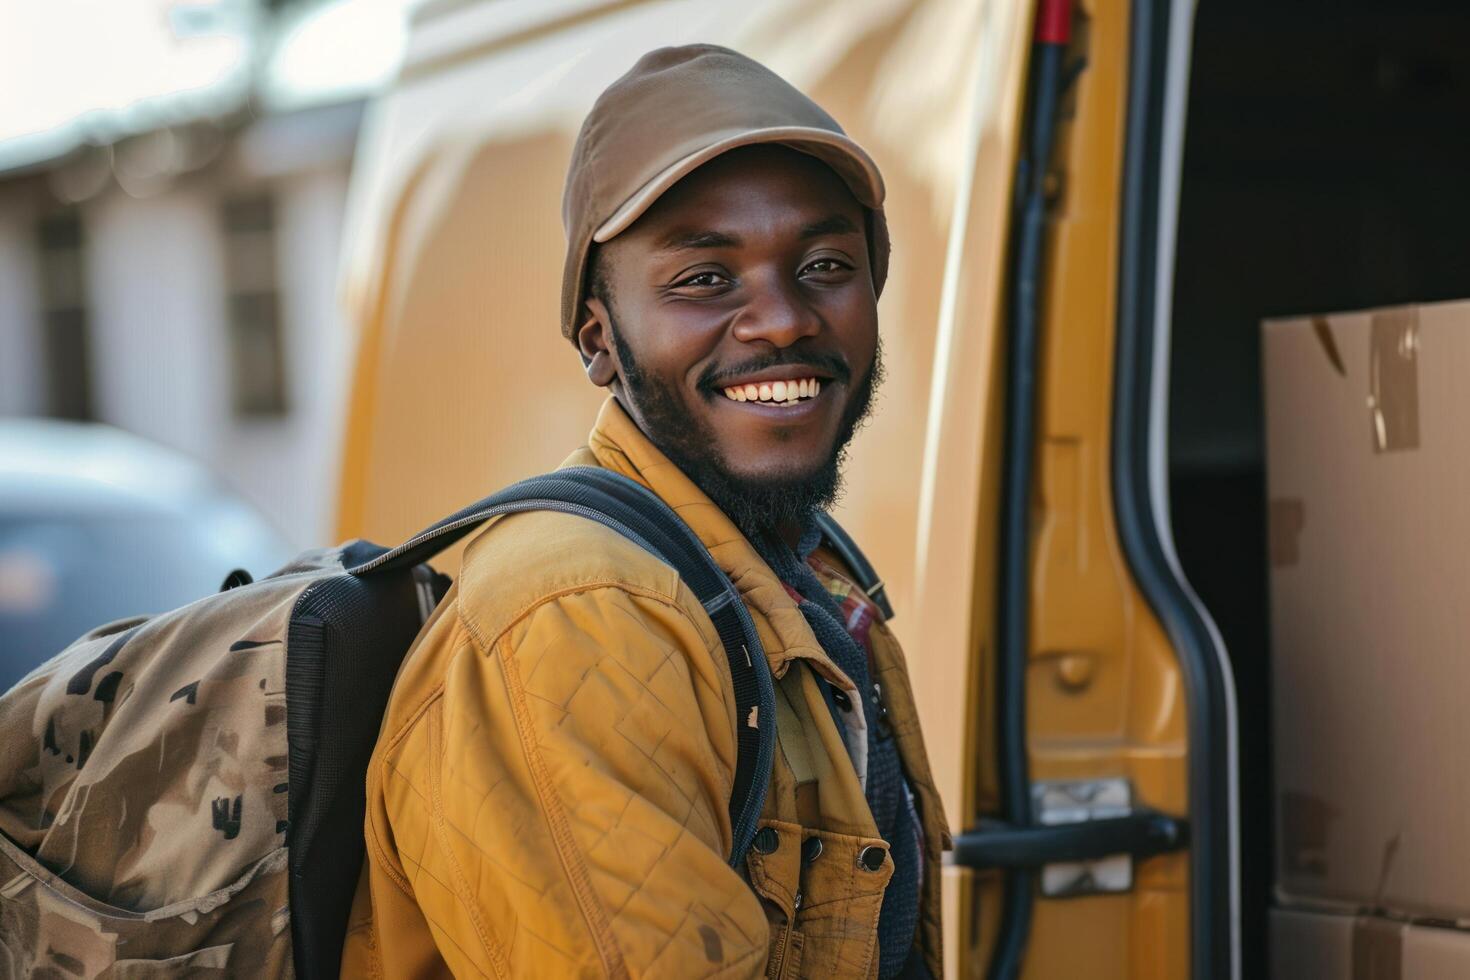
top-left (335, 0), bottom-right (1469, 975)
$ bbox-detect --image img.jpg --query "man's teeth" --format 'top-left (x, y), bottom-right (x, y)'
top-left (722, 378), bottom-right (822, 404)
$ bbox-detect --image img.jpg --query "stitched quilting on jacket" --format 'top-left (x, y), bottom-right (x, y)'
top-left (342, 397), bottom-right (950, 979)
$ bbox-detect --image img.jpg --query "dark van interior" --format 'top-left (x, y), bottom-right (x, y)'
top-left (1168, 0), bottom-right (1470, 973)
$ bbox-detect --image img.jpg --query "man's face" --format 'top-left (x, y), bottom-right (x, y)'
top-left (577, 145), bottom-right (882, 535)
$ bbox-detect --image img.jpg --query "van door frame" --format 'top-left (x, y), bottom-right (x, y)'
top-left (954, 0), bottom-right (1235, 975)
top-left (1111, 0), bottom-right (1240, 977)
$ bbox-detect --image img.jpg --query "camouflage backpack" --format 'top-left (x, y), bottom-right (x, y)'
top-left (0, 468), bottom-right (782, 978)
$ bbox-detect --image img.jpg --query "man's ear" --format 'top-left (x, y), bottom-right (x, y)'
top-left (576, 296), bottom-right (618, 388)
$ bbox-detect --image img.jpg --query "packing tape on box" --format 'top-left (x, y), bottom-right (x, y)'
top-left (1369, 307), bottom-right (1420, 453)
top-left (1371, 832), bottom-right (1403, 924)
top-left (1352, 916), bottom-right (1403, 980)
top-left (1268, 498), bottom-right (1305, 569)
top-left (1312, 316), bottom-right (1348, 377)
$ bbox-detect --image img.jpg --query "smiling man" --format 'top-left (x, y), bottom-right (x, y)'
top-left (344, 45), bottom-right (948, 979)
top-left (579, 144), bottom-right (880, 542)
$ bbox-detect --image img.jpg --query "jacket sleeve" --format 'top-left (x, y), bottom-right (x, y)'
top-left (361, 584), bottom-right (770, 979)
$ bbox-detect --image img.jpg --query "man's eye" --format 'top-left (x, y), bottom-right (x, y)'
top-left (676, 271), bottom-right (728, 289)
top-left (802, 258), bottom-right (851, 276)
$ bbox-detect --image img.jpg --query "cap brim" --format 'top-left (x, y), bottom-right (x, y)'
top-left (592, 126), bottom-right (886, 243)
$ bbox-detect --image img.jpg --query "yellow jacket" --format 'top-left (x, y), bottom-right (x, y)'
top-left (342, 398), bottom-right (948, 978)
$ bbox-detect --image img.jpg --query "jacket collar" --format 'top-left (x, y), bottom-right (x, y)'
top-left (560, 396), bottom-right (854, 689)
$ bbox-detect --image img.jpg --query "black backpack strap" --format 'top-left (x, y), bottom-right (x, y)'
top-left (349, 467), bottom-right (775, 867)
top-left (812, 512), bottom-right (895, 621)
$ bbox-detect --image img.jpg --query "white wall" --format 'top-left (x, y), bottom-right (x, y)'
top-left (84, 186), bottom-right (224, 461)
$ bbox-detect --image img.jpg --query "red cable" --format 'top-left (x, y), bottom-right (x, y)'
top-left (1035, 0), bottom-right (1072, 45)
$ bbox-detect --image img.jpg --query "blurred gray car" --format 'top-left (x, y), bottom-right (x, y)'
top-left (0, 420), bottom-right (293, 692)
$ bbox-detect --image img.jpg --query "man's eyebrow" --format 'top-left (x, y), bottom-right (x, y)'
top-left (655, 216), bottom-right (860, 252)
top-left (656, 229), bottom-right (742, 252)
top-left (800, 214), bottom-right (861, 239)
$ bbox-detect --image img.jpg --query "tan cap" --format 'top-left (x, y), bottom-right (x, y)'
top-left (560, 43), bottom-right (889, 339)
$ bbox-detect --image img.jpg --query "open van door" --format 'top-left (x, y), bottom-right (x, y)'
top-left (938, 0), bottom-right (1237, 975)
top-left (337, 0), bottom-right (1234, 976)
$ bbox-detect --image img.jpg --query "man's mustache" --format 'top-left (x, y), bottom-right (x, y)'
top-left (699, 350), bottom-right (852, 391)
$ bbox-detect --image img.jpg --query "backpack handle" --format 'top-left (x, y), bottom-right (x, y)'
top-left (348, 468), bottom-right (776, 868)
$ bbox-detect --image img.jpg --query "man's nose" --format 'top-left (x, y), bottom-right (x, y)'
top-left (730, 271), bottom-right (822, 348)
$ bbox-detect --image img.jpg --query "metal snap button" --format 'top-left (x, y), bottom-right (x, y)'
top-left (802, 836), bottom-right (824, 864)
top-left (871, 685), bottom-right (893, 739)
top-left (752, 826), bottom-right (780, 854)
top-left (858, 845), bottom-right (886, 872)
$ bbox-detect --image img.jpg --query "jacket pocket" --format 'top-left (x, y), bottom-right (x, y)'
top-left (781, 829), bottom-right (893, 979)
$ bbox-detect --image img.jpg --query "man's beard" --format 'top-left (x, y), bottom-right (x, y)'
top-left (610, 324), bottom-right (883, 540)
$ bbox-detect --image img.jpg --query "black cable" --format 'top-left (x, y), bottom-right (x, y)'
top-left (988, 36), bottom-right (1067, 980)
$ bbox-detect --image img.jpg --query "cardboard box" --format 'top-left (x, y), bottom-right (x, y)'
top-left (1271, 908), bottom-right (1470, 980)
top-left (1263, 300), bottom-right (1470, 920)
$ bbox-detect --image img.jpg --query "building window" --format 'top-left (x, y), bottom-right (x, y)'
top-left (222, 193), bottom-right (288, 416)
top-left (36, 209), bottom-right (93, 421)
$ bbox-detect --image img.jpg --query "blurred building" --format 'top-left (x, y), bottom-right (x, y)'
top-left (0, 0), bottom-right (407, 548)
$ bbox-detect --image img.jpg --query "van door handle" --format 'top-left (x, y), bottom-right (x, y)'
top-left (951, 809), bottom-right (1189, 869)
